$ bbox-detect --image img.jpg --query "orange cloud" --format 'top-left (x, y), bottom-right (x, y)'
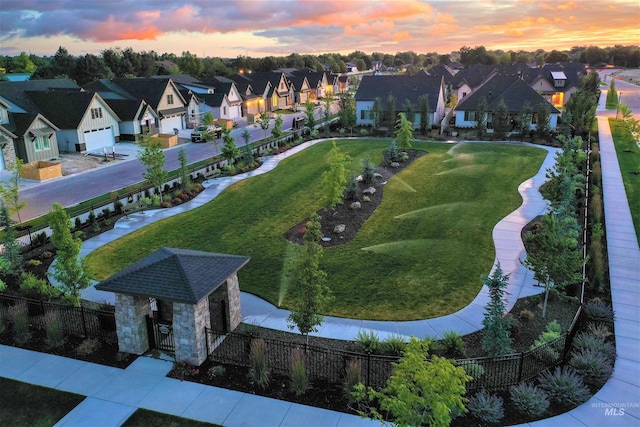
top-left (89, 16), bottom-right (161, 42)
top-left (393, 31), bottom-right (412, 42)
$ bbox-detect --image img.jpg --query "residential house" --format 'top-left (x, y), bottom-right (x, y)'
top-left (0, 99), bottom-right (24, 169)
top-left (214, 76), bottom-right (264, 116)
top-left (228, 72), bottom-right (293, 112)
top-left (186, 80), bottom-right (244, 122)
top-left (85, 77), bottom-right (187, 134)
top-left (345, 62), bottom-right (358, 73)
top-left (292, 69), bottom-right (330, 100)
top-left (0, 78), bottom-right (120, 155)
top-left (454, 74), bottom-right (560, 131)
top-left (354, 74), bottom-right (446, 129)
top-left (103, 99), bottom-right (158, 141)
top-left (284, 74), bottom-right (311, 106)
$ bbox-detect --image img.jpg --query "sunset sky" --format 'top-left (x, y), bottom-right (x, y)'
top-left (0, 0), bottom-right (638, 58)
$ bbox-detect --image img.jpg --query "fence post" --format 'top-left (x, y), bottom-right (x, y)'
top-left (80, 305), bottom-right (88, 337)
top-left (517, 352), bottom-right (524, 383)
top-left (367, 352), bottom-right (371, 388)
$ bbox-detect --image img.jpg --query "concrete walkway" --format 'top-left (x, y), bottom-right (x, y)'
top-left (0, 345), bottom-right (376, 427)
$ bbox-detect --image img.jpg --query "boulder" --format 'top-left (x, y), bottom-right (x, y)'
top-left (390, 161), bottom-right (400, 168)
top-left (334, 224), bottom-right (346, 234)
top-left (374, 173), bottom-right (383, 180)
top-left (363, 187), bottom-right (376, 195)
top-left (350, 201), bottom-right (361, 210)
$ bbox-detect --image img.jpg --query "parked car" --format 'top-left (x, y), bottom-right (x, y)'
top-left (191, 125), bottom-right (221, 142)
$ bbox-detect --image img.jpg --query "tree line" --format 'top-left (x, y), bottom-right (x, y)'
top-left (2, 45), bottom-right (638, 86)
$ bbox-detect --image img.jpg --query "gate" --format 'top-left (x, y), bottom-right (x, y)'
top-left (146, 316), bottom-right (175, 352)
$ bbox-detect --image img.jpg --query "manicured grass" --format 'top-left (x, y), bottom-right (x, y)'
top-left (123, 409), bottom-right (221, 427)
top-left (610, 119), bottom-right (640, 243)
top-left (0, 377), bottom-right (84, 427)
top-left (87, 139), bottom-right (546, 320)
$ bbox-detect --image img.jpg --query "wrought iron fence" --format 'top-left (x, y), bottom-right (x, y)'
top-left (0, 293), bottom-right (117, 343)
top-left (205, 311), bottom-right (583, 393)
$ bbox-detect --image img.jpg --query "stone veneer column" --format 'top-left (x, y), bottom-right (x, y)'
top-left (173, 297), bottom-right (210, 366)
top-left (114, 294), bottom-right (150, 355)
top-left (226, 273), bottom-right (242, 331)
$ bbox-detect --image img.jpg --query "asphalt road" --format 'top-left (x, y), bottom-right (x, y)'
top-left (12, 104), bottom-right (336, 222)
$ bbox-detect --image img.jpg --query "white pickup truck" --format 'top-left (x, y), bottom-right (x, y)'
top-left (191, 125), bottom-right (222, 142)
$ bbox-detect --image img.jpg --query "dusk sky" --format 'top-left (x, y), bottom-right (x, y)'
top-left (0, 0), bottom-right (638, 58)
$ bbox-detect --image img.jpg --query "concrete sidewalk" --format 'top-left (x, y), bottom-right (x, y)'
top-left (0, 345), bottom-right (376, 427)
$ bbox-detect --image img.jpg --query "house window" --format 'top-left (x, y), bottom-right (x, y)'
top-left (90, 107), bottom-right (103, 119)
top-left (464, 111), bottom-right (476, 122)
top-left (167, 94), bottom-right (174, 105)
top-left (361, 110), bottom-right (372, 120)
top-left (34, 135), bottom-right (51, 151)
top-left (554, 79), bottom-right (565, 87)
top-left (223, 106), bottom-right (227, 115)
top-left (462, 92), bottom-right (467, 98)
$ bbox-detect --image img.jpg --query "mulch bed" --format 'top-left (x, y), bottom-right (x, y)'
top-left (284, 149), bottom-right (425, 247)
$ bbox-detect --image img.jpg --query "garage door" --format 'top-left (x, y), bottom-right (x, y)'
top-left (84, 127), bottom-right (114, 152)
top-left (161, 116), bottom-right (182, 134)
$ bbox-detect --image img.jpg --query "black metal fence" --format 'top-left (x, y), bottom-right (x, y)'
top-left (205, 309), bottom-right (583, 392)
top-left (0, 293), bottom-right (117, 343)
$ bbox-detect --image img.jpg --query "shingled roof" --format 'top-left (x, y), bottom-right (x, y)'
top-left (355, 74), bottom-right (443, 110)
top-left (95, 247), bottom-right (250, 304)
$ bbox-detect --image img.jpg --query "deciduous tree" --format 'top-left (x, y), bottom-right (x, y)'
top-left (138, 138), bottom-right (168, 201)
top-left (0, 158), bottom-right (26, 225)
top-left (320, 142), bottom-right (351, 211)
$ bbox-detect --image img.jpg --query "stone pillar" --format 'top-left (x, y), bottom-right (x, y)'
top-left (173, 297), bottom-right (210, 366)
top-left (226, 273), bottom-right (242, 331)
top-left (114, 294), bottom-right (151, 355)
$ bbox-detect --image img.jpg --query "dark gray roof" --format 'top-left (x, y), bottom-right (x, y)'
top-left (0, 78), bottom-right (81, 112)
top-left (25, 90), bottom-right (101, 129)
top-left (455, 74), bottom-right (561, 113)
top-left (104, 99), bottom-right (147, 121)
top-left (355, 74), bottom-right (443, 110)
top-left (95, 247), bottom-right (250, 304)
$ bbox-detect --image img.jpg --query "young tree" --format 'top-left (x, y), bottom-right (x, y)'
top-left (48, 203), bottom-right (92, 306)
top-left (221, 129), bottom-right (240, 165)
top-left (418, 94), bottom-right (431, 136)
top-left (371, 97), bottom-right (383, 129)
top-left (202, 111), bottom-right (220, 153)
top-left (403, 98), bottom-right (416, 127)
top-left (353, 337), bottom-right (472, 427)
top-left (323, 99), bottom-right (332, 135)
top-left (0, 158), bottom-right (27, 225)
top-left (0, 203), bottom-right (22, 278)
top-left (338, 93), bottom-right (356, 135)
top-left (286, 213), bottom-right (331, 345)
top-left (138, 139), bottom-right (168, 202)
top-left (481, 263), bottom-right (513, 356)
top-left (536, 102), bottom-right (551, 142)
top-left (606, 79), bottom-right (618, 108)
top-left (522, 213), bottom-right (584, 318)
top-left (493, 99), bottom-right (510, 140)
top-left (177, 148), bottom-right (191, 191)
top-left (241, 128), bottom-right (251, 147)
top-left (517, 101), bottom-right (533, 141)
top-left (565, 89), bottom-right (596, 136)
top-left (258, 113), bottom-right (271, 139)
top-left (271, 115), bottom-right (283, 139)
top-left (383, 94), bottom-right (396, 134)
top-left (395, 112), bottom-right (414, 150)
top-left (475, 97), bottom-right (488, 139)
top-left (320, 142), bottom-right (351, 211)
top-left (304, 101), bottom-right (316, 130)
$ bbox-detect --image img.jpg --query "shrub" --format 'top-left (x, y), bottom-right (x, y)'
top-left (569, 349), bottom-right (613, 391)
top-left (248, 338), bottom-right (269, 389)
top-left (290, 348), bottom-right (308, 396)
top-left (76, 338), bottom-right (101, 355)
top-left (509, 383), bottom-right (550, 419)
top-left (586, 322), bottom-right (612, 340)
top-left (467, 390), bottom-right (504, 426)
top-left (344, 175), bottom-right (359, 200)
top-left (344, 359), bottom-right (362, 403)
top-left (74, 217), bottom-right (82, 230)
top-left (101, 207), bottom-right (112, 219)
top-left (538, 367), bottom-right (591, 408)
top-left (519, 309), bottom-right (534, 321)
top-left (26, 259), bottom-right (42, 267)
top-left (380, 335), bottom-right (407, 356)
top-left (8, 302), bottom-right (30, 344)
top-left (91, 221), bottom-right (100, 233)
top-left (0, 310), bottom-right (5, 334)
top-left (583, 299), bottom-right (614, 323)
top-left (360, 155), bottom-right (377, 186)
top-left (359, 128), bottom-right (368, 136)
top-left (207, 365), bottom-right (226, 379)
top-left (44, 310), bottom-right (65, 348)
top-left (441, 330), bottom-right (466, 358)
top-left (20, 272), bottom-right (60, 300)
top-left (114, 200), bottom-right (123, 214)
top-left (87, 210), bottom-right (96, 225)
top-left (355, 330), bottom-right (379, 353)
top-left (463, 362), bottom-right (485, 381)
top-left (573, 332), bottom-right (616, 361)
top-left (152, 194), bottom-right (161, 206)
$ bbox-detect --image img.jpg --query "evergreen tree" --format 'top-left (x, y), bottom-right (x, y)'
top-left (0, 203), bottom-right (22, 278)
top-left (493, 99), bottom-right (510, 139)
top-left (475, 97), bottom-right (488, 139)
top-left (338, 93), bottom-right (356, 135)
top-left (271, 115), bottom-right (283, 139)
top-left (48, 203), bottom-right (92, 306)
top-left (395, 112), bottom-right (414, 149)
top-left (178, 148), bottom-right (191, 191)
top-left (518, 102), bottom-right (533, 141)
top-left (304, 101), bottom-right (316, 130)
top-left (481, 263), bottom-right (513, 356)
top-left (536, 102), bottom-right (551, 142)
top-left (137, 138), bottom-right (168, 201)
top-left (418, 94), bottom-right (431, 135)
top-left (221, 130), bottom-right (240, 165)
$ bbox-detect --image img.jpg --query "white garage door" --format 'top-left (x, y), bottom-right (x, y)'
top-left (161, 116), bottom-right (182, 134)
top-left (84, 127), bottom-right (114, 152)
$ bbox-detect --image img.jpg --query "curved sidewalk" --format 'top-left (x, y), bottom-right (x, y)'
top-left (77, 139), bottom-right (556, 341)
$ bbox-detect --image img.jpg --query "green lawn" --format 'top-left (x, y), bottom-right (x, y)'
top-left (610, 119), bottom-right (640, 243)
top-left (123, 409), bottom-right (221, 426)
top-left (0, 378), bottom-right (84, 427)
top-left (87, 139), bottom-right (546, 320)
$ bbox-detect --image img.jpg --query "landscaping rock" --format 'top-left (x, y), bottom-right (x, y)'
top-left (334, 224), bottom-right (346, 234)
top-left (350, 202), bottom-right (361, 210)
top-left (374, 173), bottom-right (383, 180)
top-left (390, 161), bottom-right (400, 168)
top-left (363, 187), bottom-right (376, 195)
top-left (363, 195), bottom-right (371, 202)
